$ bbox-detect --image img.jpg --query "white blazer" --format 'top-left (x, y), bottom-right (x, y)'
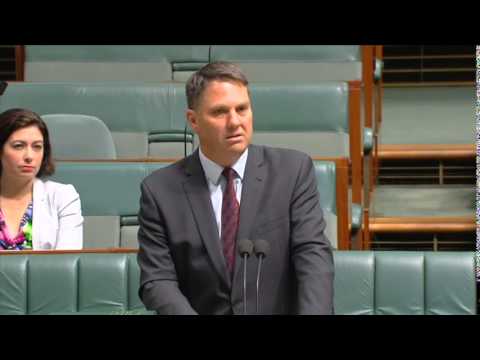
top-left (32, 178), bottom-right (83, 250)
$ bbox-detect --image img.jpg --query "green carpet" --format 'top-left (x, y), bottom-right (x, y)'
top-left (371, 185), bottom-right (475, 217)
top-left (380, 86), bottom-right (475, 145)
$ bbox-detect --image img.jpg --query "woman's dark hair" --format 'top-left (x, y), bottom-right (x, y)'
top-left (0, 108), bottom-right (55, 177)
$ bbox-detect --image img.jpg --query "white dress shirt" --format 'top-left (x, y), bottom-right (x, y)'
top-left (198, 147), bottom-right (248, 238)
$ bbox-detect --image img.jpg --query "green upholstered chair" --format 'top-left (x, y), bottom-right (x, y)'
top-left (250, 82), bottom-right (365, 246)
top-left (50, 161), bottom-right (343, 249)
top-left (313, 161), bottom-right (338, 248)
top-left (0, 82), bottom-right (194, 159)
top-left (333, 251), bottom-right (476, 315)
top-left (0, 251), bottom-right (474, 315)
top-left (0, 252), bottom-right (152, 315)
top-left (24, 45), bottom-right (209, 82)
top-left (209, 45), bottom-right (362, 82)
top-left (49, 162), bottom-right (171, 249)
top-left (250, 82), bottom-right (350, 158)
top-left (42, 114), bottom-right (117, 160)
top-left (313, 160), bottom-right (356, 249)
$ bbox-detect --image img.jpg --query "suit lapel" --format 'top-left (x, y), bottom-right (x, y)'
top-left (182, 151), bottom-right (231, 288)
top-left (233, 145), bottom-right (267, 285)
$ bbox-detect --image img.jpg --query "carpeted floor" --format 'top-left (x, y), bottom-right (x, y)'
top-left (379, 86), bottom-right (475, 145)
top-left (371, 185), bottom-right (475, 217)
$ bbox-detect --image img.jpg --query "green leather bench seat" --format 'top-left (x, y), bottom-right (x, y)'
top-left (0, 253), bottom-right (152, 315)
top-left (210, 45), bottom-right (362, 82)
top-left (50, 161), bottom-right (343, 249)
top-left (24, 45), bottom-right (210, 82)
top-left (334, 251), bottom-right (476, 315)
top-left (0, 82), bottom-right (194, 158)
top-left (0, 251), bottom-right (474, 315)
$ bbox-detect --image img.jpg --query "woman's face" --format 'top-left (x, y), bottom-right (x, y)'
top-left (1, 125), bottom-right (44, 181)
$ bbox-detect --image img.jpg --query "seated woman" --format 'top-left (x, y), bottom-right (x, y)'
top-left (0, 108), bottom-right (83, 250)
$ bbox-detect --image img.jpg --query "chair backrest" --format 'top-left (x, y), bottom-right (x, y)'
top-left (49, 162), bottom-right (171, 248)
top-left (250, 82), bottom-right (350, 158)
top-left (42, 114), bottom-right (117, 160)
top-left (24, 45), bottom-right (210, 82)
top-left (1, 81), bottom-right (354, 159)
top-left (0, 252), bottom-right (149, 314)
top-left (0, 82), bottom-right (193, 158)
top-left (210, 45), bottom-right (362, 82)
top-left (333, 251), bottom-right (476, 315)
top-left (50, 160), bottom-right (341, 249)
top-left (0, 251), bottom-right (474, 314)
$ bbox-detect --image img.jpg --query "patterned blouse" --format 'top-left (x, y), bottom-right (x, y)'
top-left (0, 202), bottom-right (33, 250)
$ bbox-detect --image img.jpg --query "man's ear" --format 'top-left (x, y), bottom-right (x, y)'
top-left (186, 109), bottom-right (198, 133)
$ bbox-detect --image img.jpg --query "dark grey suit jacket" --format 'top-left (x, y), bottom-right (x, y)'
top-left (137, 144), bottom-right (334, 314)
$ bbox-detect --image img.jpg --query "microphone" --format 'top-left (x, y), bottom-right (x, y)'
top-left (0, 81), bottom-right (7, 96)
top-left (238, 239), bottom-right (254, 315)
top-left (253, 239), bottom-right (270, 314)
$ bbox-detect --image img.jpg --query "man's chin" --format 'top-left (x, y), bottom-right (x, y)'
top-left (227, 142), bottom-right (248, 154)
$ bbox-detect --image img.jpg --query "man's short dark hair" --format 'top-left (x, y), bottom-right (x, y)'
top-left (186, 61), bottom-right (249, 110)
top-left (0, 108), bottom-right (55, 177)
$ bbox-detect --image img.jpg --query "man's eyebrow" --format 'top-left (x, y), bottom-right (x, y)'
top-left (210, 101), bottom-right (250, 110)
top-left (209, 105), bottom-right (229, 112)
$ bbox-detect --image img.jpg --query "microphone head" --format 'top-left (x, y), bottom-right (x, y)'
top-left (254, 239), bottom-right (270, 258)
top-left (238, 239), bottom-right (254, 257)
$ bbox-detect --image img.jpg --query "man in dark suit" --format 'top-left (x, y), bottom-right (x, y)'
top-left (137, 61), bottom-right (334, 314)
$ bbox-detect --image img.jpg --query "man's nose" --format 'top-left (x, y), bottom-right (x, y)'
top-left (227, 110), bottom-right (241, 127)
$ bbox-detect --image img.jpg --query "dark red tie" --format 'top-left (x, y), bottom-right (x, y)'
top-left (221, 167), bottom-right (240, 277)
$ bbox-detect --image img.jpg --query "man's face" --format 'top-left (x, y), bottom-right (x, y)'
top-left (187, 80), bottom-right (253, 167)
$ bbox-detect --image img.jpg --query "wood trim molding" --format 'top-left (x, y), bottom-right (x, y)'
top-left (384, 81), bottom-right (474, 88)
top-left (334, 158), bottom-right (350, 250)
top-left (378, 144), bottom-right (475, 160)
top-left (55, 158), bottom-right (181, 163)
top-left (363, 207), bottom-right (370, 250)
top-left (361, 45), bottom-right (374, 129)
top-left (15, 45), bottom-right (25, 81)
top-left (0, 248), bottom-right (139, 256)
top-left (369, 216), bottom-right (475, 233)
top-left (348, 80), bottom-right (363, 203)
top-left (57, 157), bottom-right (356, 165)
top-left (348, 80), bottom-right (363, 247)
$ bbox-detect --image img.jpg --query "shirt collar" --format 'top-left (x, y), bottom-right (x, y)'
top-left (199, 147), bottom-right (249, 185)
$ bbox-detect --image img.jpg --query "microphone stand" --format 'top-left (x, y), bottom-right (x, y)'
top-left (243, 252), bottom-right (248, 315)
top-left (255, 254), bottom-right (264, 314)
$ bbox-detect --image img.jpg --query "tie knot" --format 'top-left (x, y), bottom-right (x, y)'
top-left (222, 167), bottom-right (236, 181)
